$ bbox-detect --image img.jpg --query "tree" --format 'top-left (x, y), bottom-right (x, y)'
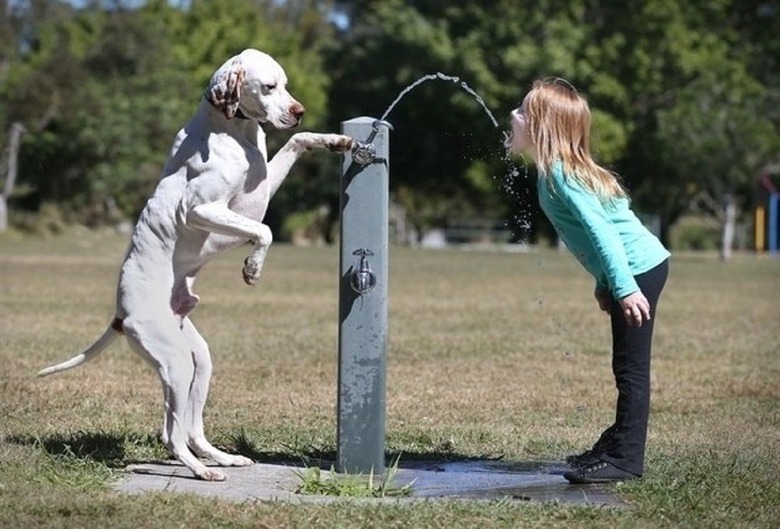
top-left (656, 73), bottom-right (778, 259)
top-left (13, 1), bottom-right (192, 223)
top-left (0, 0), bottom-right (75, 231)
top-left (610, 0), bottom-right (780, 254)
top-left (4, 0), bottom-right (337, 230)
top-left (0, 122), bottom-right (25, 232)
top-left (330, 0), bottom-right (780, 250)
top-left (4, 0), bottom-right (778, 251)
top-left (326, 0), bottom-right (631, 241)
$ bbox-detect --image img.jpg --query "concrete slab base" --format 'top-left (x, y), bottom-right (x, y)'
top-left (114, 459), bottom-right (624, 506)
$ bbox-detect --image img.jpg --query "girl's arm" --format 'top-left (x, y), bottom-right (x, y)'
top-left (548, 166), bottom-right (638, 299)
top-left (549, 168), bottom-right (651, 326)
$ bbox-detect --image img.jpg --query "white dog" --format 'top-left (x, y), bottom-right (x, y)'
top-left (37, 49), bottom-right (353, 481)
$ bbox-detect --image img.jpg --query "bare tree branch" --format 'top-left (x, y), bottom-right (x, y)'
top-left (690, 190), bottom-right (726, 223)
top-left (33, 92), bottom-right (59, 132)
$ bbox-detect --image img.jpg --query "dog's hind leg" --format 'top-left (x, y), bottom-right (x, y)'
top-left (123, 315), bottom-right (227, 481)
top-left (180, 317), bottom-right (253, 467)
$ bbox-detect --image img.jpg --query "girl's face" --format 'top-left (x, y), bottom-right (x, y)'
top-left (505, 97), bottom-right (533, 157)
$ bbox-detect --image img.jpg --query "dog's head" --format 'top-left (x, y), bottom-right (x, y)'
top-left (207, 49), bottom-right (305, 129)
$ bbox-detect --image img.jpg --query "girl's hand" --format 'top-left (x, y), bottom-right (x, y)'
top-left (618, 291), bottom-right (651, 327)
top-left (594, 289), bottom-right (611, 313)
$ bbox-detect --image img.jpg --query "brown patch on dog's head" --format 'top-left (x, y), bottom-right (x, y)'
top-left (208, 58), bottom-right (246, 119)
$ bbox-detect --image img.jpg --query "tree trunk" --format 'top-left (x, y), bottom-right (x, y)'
top-left (720, 194), bottom-right (737, 261)
top-left (0, 122), bottom-right (26, 233)
top-left (0, 194), bottom-right (6, 232)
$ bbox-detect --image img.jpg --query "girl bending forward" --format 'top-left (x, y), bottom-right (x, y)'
top-left (506, 79), bottom-right (670, 484)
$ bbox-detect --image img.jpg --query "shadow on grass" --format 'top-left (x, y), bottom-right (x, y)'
top-left (6, 429), bottom-right (566, 477)
top-left (5, 430), bottom-right (164, 468)
top-left (231, 433), bottom-right (567, 475)
top-left (228, 431), bottom-right (499, 470)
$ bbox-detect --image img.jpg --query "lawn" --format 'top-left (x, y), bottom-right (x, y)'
top-left (1, 230), bottom-right (778, 528)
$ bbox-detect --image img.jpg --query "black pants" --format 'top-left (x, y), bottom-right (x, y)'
top-left (600, 259), bottom-right (669, 476)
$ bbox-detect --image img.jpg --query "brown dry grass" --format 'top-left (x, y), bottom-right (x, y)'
top-left (1, 230), bottom-right (778, 528)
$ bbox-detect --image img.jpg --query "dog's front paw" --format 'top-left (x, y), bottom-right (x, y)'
top-left (242, 256), bottom-right (262, 286)
top-left (325, 134), bottom-right (354, 153)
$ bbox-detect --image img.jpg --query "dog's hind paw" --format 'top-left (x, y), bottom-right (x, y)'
top-left (231, 455), bottom-right (254, 467)
top-left (216, 454), bottom-right (254, 467)
top-left (197, 467), bottom-right (228, 482)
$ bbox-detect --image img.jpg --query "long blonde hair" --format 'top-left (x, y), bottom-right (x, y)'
top-left (524, 79), bottom-right (626, 201)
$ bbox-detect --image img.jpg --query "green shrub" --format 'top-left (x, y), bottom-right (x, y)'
top-left (670, 216), bottom-right (720, 251)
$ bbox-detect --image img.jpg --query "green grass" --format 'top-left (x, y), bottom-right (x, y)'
top-left (294, 456), bottom-right (412, 498)
top-left (1, 229), bottom-right (778, 528)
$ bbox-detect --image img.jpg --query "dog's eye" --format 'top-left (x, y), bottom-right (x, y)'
top-left (264, 83), bottom-right (277, 92)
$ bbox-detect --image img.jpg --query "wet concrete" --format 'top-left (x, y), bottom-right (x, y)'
top-left (114, 459), bottom-right (624, 506)
top-left (398, 460), bottom-right (623, 505)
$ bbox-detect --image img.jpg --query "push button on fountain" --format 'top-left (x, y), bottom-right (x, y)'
top-left (351, 141), bottom-right (376, 166)
top-left (350, 248), bottom-right (377, 294)
top-left (350, 120), bottom-right (393, 166)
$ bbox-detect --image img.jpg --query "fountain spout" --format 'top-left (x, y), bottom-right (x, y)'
top-left (351, 119), bottom-right (393, 166)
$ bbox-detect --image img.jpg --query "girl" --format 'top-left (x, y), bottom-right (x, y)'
top-left (505, 79), bottom-right (670, 484)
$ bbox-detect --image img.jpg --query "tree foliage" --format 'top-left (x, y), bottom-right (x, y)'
top-left (1, 0), bottom-right (777, 249)
top-left (2, 0), bottom-right (335, 226)
top-left (327, 0), bottom-right (779, 244)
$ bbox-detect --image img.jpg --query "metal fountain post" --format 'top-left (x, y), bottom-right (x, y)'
top-left (337, 117), bottom-right (392, 474)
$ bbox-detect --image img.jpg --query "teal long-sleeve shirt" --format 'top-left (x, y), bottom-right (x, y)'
top-left (537, 162), bottom-right (670, 299)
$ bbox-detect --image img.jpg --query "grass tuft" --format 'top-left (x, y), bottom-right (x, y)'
top-left (294, 456), bottom-right (413, 498)
top-left (34, 444), bottom-right (115, 490)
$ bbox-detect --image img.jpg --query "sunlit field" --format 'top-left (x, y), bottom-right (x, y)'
top-left (1, 230), bottom-right (778, 528)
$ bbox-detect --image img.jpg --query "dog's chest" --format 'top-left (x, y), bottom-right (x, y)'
top-left (241, 147), bottom-right (267, 191)
top-left (229, 154), bottom-right (271, 222)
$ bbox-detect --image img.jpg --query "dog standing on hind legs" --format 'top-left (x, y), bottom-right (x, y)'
top-left (37, 49), bottom-right (354, 481)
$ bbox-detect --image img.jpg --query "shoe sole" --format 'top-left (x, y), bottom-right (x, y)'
top-left (564, 472), bottom-right (639, 485)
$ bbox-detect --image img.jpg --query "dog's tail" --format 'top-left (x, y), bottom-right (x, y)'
top-left (37, 318), bottom-right (123, 378)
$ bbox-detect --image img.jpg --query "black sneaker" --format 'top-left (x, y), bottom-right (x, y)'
top-left (564, 460), bottom-right (640, 484)
top-left (565, 447), bottom-right (601, 467)
top-left (565, 425), bottom-right (618, 467)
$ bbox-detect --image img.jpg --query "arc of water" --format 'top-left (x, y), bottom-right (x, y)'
top-left (379, 72), bottom-right (499, 128)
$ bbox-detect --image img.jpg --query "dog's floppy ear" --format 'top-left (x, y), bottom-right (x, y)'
top-left (207, 57), bottom-right (246, 119)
